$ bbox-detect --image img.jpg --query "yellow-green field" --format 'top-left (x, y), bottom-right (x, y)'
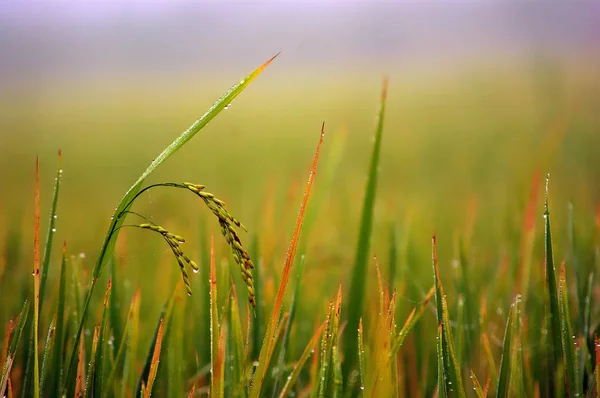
top-left (1, 56), bottom-right (600, 396)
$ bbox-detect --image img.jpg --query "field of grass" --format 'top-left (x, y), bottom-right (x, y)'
top-left (1, 55), bottom-right (600, 397)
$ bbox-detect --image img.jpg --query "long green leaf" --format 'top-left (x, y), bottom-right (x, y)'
top-left (210, 235), bottom-right (223, 398)
top-left (496, 299), bottom-right (515, 398)
top-left (39, 316), bottom-right (55, 394)
top-left (544, 176), bottom-right (562, 367)
top-left (39, 150), bottom-right (62, 311)
top-left (94, 278), bottom-right (112, 398)
top-left (83, 326), bottom-right (100, 398)
top-left (433, 236), bottom-right (467, 397)
top-left (226, 284), bottom-right (246, 398)
top-left (437, 324), bottom-right (447, 398)
top-left (558, 262), bottom-right (581, 396)
top-left (63, 54), bottom-right (278, 395)
top-left (342, 78), bottom-right (388, 383)
top-left (50, 244), bottom-right (68, 397)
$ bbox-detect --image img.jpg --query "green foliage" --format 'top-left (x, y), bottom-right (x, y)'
top-left (342, 78), bottom-right (388, 384)
top-left (2, 64), bottom-right (600, 398)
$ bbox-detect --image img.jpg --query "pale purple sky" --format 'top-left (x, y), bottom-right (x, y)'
top-left (1, 1), bottom-right (599, 88)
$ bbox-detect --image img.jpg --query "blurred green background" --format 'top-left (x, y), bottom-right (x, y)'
top-left (1, 1), bottom-right (600, 322)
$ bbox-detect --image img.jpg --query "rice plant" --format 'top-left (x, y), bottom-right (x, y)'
top-left (1, 55), bottom-right (600, 398)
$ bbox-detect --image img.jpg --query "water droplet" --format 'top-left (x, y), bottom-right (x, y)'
top-left (193, 269), bottom-right (199, 274)
top-left (79, 253), bottom-right (86, 259)
top-left (59, 169), bottom-right (63, 174)
top-left (51, 228), bottom-right (57, 232)
top-left (53, 215), bottom-right (58, 219)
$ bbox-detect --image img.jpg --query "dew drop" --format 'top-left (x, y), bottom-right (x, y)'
top-left (193, 269), bottom-right (199, 274)
top-left (53, 215), bottom-right (58, 219)
top-left (52, 228), bottom-right (57, 232)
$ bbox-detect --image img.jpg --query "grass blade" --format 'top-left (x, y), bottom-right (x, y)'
top-left (103, 307), bottom-right (133, 398)
top-left (83, 326), bottom-right (100, 398)
top-left (49, 243), bottom-right (68, 396)
top-left (226, 283), bottom-right (245, 397)
top-left (39, 149), bottom-right (63, 311)
top-left (94, 278), bottom-right (113, 398)
top-left (470, 370), bottom-right (487, 398)
top-left (0, 298), bottom-right (30, 396)
top-left (135, 290), bottom-right (176, 398)
top-left (277, 322), bottom-right (325, 398)
top-left (32, 157), bottom-right (41, 398)
top-left (342, 78), bottom-right (388, 382)
top-left (75, 331), bottom-right (85, 397)
top-left (271, 256), bottom-right (306, 397)
top-left (249, 123), bottom-right (324, 398)
top-left (39, 316), bottom-right (55, 394)
top-left (544, 176), bottom-right (562, 367)
top-left (509, 296), bottom-right (524, 396)
top-left (210, 234), bottom-right (223, 398)
top-left (64, 54), bottom-right (278, 395)
top-left (433, 236), bottom-right (467, 397)
top-left (318, 286), bottom-right (342, 397)
top-left (122, 290), bottom-right (141, 397)
top-left (496, 298), bottom-right (515, 398)
top-left (358, 318), bottom-right (366, 394)
top-left (142, 319), bottom-right (164, 398)
top-left (390, 286), bottom-right (435, 356)
top-left (558, 262), bottom-right (581, 396)
top-left (437, 324), bottom-right (447, 398)
top-left (250, 235), bottom-right (262, 362)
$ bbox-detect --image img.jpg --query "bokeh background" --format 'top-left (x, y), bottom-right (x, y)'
top-left (1, 0), bottom-right (600, 301)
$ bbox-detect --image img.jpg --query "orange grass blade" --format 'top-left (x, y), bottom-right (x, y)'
top-left (75, 334), bottom-right (85, 398)
top-left (33, 157), bottom-right (41, 398)
top-left (0, 320), bottom-right (13, 375)
top-left (470, 370), bottom-right (486, 398)
top-left (142, 319), bottom-right (164, 398)
top-left (187, 383), bottom-right (196, 398)
top-left (249, 123), bottom-right (325, 398)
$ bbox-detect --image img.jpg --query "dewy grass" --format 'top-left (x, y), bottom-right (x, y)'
top-left (62, 55), bottom-right (277, 394)
top-left (5, 68), bottom-right (600, 398)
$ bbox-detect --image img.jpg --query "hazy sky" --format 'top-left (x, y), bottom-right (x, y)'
top-left (1, 1), bottom-right (598, 88)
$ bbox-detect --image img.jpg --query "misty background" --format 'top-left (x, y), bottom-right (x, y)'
top-left (0, 1), bottom-right (599, 255)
